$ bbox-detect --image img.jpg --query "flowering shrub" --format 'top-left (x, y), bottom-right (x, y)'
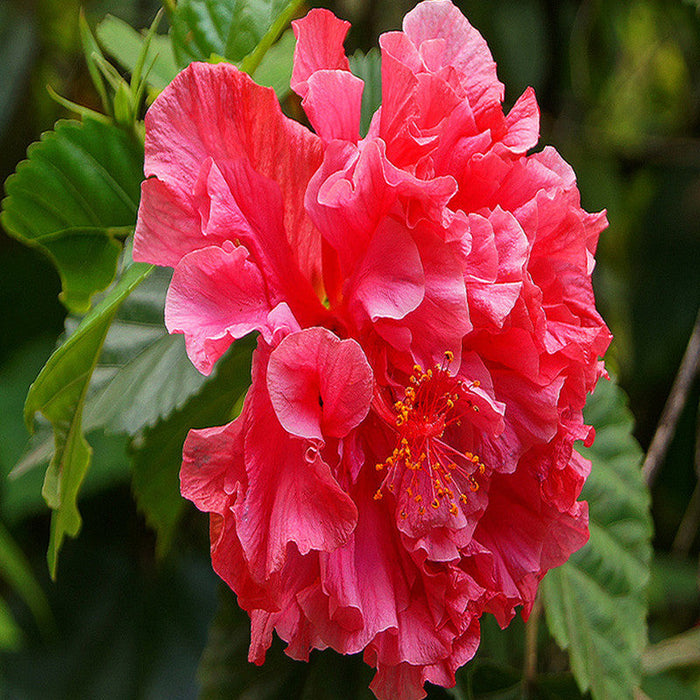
top-left (139, 1), bottom-right (608, 697)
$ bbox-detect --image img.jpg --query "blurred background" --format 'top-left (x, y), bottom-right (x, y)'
top-left (1, 0), bottom-right (699, 696)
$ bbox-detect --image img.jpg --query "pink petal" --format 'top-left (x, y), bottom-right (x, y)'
top-left (133, 178), bottom-right (199, 268)
top-left (180, 420), bottom-right (244, 514)
top-left (134, 62), bottom-right (323, 286)
top-left (165, 242), bottom-right (271, 375)
top-left (502, 87), bottom-right (540, 153)
top-left (266, 327), bottom-right (374, 440)
top-left (301, 69), bottom-right (364, 142)
top-left (307, 138), bottom-right (456, 274)
top-left (193, 157), bottom-right (321, 317)
top-left (375, 224), bottom-right (470, 367)
top-left (348, 217), bottom-right (425, 323)
top-left (291, 8), bottom-right (351, 98)
top-left (401, 0), bottom-right (504, 112)
top-left (238, 344), bottom-right (359, 578)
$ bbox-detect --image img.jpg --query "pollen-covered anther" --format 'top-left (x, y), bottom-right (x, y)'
top-left (374, 352), bottom-right (489, 520)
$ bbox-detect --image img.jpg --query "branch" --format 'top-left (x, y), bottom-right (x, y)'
top-left (643, 306), bottom-right (700, 487)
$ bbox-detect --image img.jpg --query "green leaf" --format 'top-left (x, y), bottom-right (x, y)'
top-left (24, 262), bottom-right (153, 578)
top-left (170, 0), bottom-right (302, 66)
top-left (349, 49), bottom-right (382, 138)
top-left (1, 118), bottom-right (144, 314)
top-left (198, 585), bottom-right (375, 699)
top-left (130, 336), bottom-right (254, 557)
top-left (82, 266), bottom-right (209, 436)
top-left (643, 672), bottom-right (700, 700)
top-left (541, 376), bottom-right (653, 700)
top-left (10, 267), bottom-right (213, 488)
top-left (79, 9), bottom-right (111, 116)
top-left (0, 522), bottom-right (52, 633)
top-left (249, 28), bottom-right (295, 100)
top-left (0, 598), bottom-right (23, 651)
top-left (96, 15), bottom-right (179, 92)
top-left (238, 0), bottom-right (304, 76)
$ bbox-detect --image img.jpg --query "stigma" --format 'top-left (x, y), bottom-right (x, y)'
top-left (373, 352), bottom-right (486, 519)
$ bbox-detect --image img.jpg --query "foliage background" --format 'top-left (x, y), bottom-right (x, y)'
top-left (0, 0), bottom-right (699, 697)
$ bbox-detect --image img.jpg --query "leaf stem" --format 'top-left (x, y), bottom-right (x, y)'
top-left (239, 0), bottom-right (305, 76)
top-left (642, 305), bottom-right (700, 487)
top-left (523, 594), bottom-right (542, 691)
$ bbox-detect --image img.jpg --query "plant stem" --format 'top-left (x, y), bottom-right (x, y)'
top-left (523, 595), bottom-right (542, 691)
top-left (642, 306), bottom-right (700, 487)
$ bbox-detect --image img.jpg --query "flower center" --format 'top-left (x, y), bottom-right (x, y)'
top-left (373, 352), bottom-right (486, 519)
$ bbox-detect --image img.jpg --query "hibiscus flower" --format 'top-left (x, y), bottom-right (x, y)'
top-left (133, 1), bottom-right (611, 698)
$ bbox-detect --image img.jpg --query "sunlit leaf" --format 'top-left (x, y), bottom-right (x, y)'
top-left (541, 377), bottom-right (653, 700)
top-left (238, 0), bottom-right (304, 75)
top-left (83, 266), bottom-right (208, 436)
top-left (1, 118), bottom-right (143, 314)
top-left (170, 0), bottom-right (302, 67)
top-left (96, 14), bottom-right (179, 92)
top-left (250, 28), bottom-right (295, 99)
top-left (13, 268), bottom-right (208, 473)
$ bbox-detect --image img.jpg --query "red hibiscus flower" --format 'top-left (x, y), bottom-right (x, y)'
top-left (133, 1), bottom-right (611, 698)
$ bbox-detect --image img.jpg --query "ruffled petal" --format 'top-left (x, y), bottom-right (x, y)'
top-left (165, 242), bottom-right (271, 375)
top-left (291, 8), bottom-right (351, 96)
top-left (401, 0), bottom-right (504, 112)
top-left (237, 342), bottom-right (359, 580)
top-left (266, 327), bottom-right (374, 440)
top-left (347, 217), bottom-right (425, 323)
top-left (134, 61), bottom-right (324, 287)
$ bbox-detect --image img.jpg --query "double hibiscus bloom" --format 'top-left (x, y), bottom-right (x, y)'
top-left (134, 2), bottom-right (611, 698)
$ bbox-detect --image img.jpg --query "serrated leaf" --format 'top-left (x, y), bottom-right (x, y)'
top-left (24, 262), bottom-right (153, 578)
top-left (541, 377), bottom-right (653, 700)
top-left (130, 336), bottom-right (254, 557)
top-left (198, 585), bottom-right (375, 700)
top-left (170, 0), bottom-right (302, 67)
top-left (349, 49), bottom-right (382, 138)
top-left (1, 118), bottom-right (143, 314)
top-left (96, 15), bottom-right (179, 92)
